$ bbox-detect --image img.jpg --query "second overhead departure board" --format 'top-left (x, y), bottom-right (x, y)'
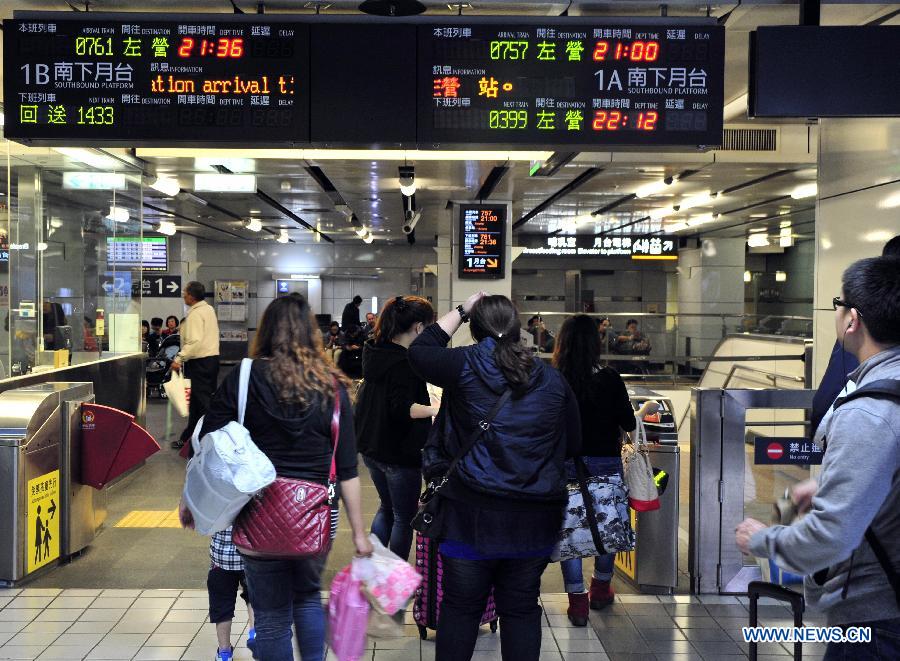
top-left (419, 22), bottom-right (724, 147)
top-left (4, 18), bottom-right (309, 144)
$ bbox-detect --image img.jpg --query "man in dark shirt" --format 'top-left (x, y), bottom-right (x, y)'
top-left (341, 295), bottom-right (363, 331)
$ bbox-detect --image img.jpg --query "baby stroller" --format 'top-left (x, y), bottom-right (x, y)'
top-left (146, 333), bottom-right (180, 399)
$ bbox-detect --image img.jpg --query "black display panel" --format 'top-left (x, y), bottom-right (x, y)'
top-left (419, 22), bottom-right (724, 146)
top-left (310, 24), bottom-right (416, 145)
top-left (4, 18), bottom-right (309, 145)
top-left (750, 27), bottom-right (900, 118)
top-left (458, 204), bottom-right (506, 279)
top-left (107, 236), bottom-right (168, 272)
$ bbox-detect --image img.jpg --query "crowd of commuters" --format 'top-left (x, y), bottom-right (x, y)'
top-left (175, 242), bottom-right (900, 661)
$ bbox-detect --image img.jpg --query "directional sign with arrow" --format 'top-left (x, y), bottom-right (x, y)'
top-left (48, 499), bottom-right (57, 519)
top-left (140, 275), bottom-right (182, 298)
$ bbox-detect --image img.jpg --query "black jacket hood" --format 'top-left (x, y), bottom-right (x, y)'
top-left (361, 340), bottom-right (408, 381)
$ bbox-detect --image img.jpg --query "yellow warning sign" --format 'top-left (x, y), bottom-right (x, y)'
top-left (27, 470), bottom-right (60, 574)
top-left (615, 507), bottom-right (638, 580)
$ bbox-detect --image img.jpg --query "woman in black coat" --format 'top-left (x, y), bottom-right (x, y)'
top-left (354, 296), bottom-right (436, 560)
top-left (408, 293), bottom-right (581, 661)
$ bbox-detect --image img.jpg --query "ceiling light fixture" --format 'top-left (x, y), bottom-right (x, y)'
top-left (276, 229), bottom-right (290, 244)
top-left (668, 222), bottom-right (689, 232)
top-left (647, 207), bottom-right (671, 220)
top-left (245, 218), bottom-right (263, 232)
top-left (687, 213), bottom-right (716, 226)
top-left (359, 0), bottom-right (426, 16)
top-left (790, 182), bottom-right (818, 199)
top-left (744, 270), bottom-right (752, 283)
top-left (363, 233), bottom-right (374, 244)
top-left (106, 206), bottom-right (130, 223)
top-left (779, 226), bottom-right (794, 247)
top-left (194, 173), bottom-right (256, 193)
top-left (634, 176), bottom-right (675, 199)
top-left (775, 271), bottom-right (788, 282)
top-left (399, 165), bottom-right (416, 196)
top-left (678, 191), bottom-right (715, 212)
top-left (149, 176), bottom-right (181, 197)
top-left (157, 221), bottom-right (177, 236)
top-left (747, 233), bottom-right (770, 248)
top-left (54, 147), bottom-right (118, 170)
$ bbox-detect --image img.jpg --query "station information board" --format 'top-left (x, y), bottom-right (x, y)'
top-left (420, 22), bottom-right (724, 146)
top-left (459, 204), bottom-right (506, 279)
top-left (519, 233), bottom-right (678, 260)
top-left (106, 236), bottom-right (168, 272)
top-left (4, 18), bottom-right (308, 144)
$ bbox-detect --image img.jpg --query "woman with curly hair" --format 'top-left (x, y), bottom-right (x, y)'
top-left (189, 294), bottom-right (372, 661)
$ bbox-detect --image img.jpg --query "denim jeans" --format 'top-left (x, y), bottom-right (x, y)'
top-left (364, 456), bottom-right (422, 561)
top-left (241, 554), bottom-right (327, 661)
top-left (823, 618), bottom-right (900, 660)
top-left (560, 455), bottom-right (622, 593)
top-left (436, 555), bottom-right (548, 661)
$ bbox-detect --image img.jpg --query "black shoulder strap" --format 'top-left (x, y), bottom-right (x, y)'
top-left (833, 379), bottom-right (900, 410)
top-left (865, 529), bottom-right (900, 610)
top-left (832, 378), bottom-right (900, 607)
top-left (444, 388), bottom-right (513, 479)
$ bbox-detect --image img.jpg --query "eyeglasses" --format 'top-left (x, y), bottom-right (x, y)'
top-left (832, 297), bottom-right (863, 316)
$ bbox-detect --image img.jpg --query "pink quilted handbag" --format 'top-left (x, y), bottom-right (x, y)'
top-left (232, 383), bottom-right (340, 558)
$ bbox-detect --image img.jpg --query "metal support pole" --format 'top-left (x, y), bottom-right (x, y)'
top-left (800, 0), bottom-right (820, 26)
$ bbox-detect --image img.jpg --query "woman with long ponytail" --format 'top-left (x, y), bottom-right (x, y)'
top-left (408, 293), bottom-right (581, 661)
top-left (354, 295), bottom-right (436, 560)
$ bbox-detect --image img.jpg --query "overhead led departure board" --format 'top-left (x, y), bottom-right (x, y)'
top-left (458, 204), bottom-right (506, 279)
top-left (419, 22), bottom-right (724, 147)
top-left (4, 18), bottom-right (308, 144)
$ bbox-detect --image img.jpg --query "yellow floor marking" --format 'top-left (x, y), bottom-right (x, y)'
top-left (115, 508), bottom-right (182, 528)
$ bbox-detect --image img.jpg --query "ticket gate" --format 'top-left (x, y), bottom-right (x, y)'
top-left (0, 382), bottom-right (159, 584)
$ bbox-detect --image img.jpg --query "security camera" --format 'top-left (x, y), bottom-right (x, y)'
top-left (402, 210), bottom-right (422, 234)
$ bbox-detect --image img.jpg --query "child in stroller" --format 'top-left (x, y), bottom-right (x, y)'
top-left (146, 333), bottom-right (181, 399)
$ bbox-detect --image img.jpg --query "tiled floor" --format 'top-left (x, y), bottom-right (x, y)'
top-left (0, 588), bottom-right (826, 661)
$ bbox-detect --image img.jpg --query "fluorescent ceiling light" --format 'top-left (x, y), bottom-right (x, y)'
top-left (194, 157), bottom-right (256, 173)
top-left (194, 173), bottom-right (256, 193)
top-left (744, 270), bottom-right (752, 283)
top-left (687, 213), bottom-right (715, 226)
top-left (574, 213), bottom-right (596, 224)
top-left (245, 218), bottom-right (263, 232)
top-left (678, 191), bottom-right (714, 212)
top-left (647, 207), bottom-right (671, 220)
top-left (363, 233), bottom-right (374, 244)
top-left (355, 226), bottom-right (369, 238)
top-left (157, 221), bottom-right (177, 236)
top-left (54, 147), bottom-right (117, 170)
top-left (399, 182), bottom-right (417, 196)
top-left (37, 242), bottom-right (48, 252)
top-left (790, 183), bottom-right (817, 199)
top-left (149, 176), bottom-right (181, 197)
top-left (139, 148), bottom-right (553, 162)
top-left (276, 229), bottom-right (289, 244)
top-left (779, 227), bottom-right (793, 247)
top-left (106, 206), bottom-right (129, 223)
top-left (878, 190), bottom-right (900, 209)
top-left (668, 222), bottom-right (689, 232)
top-left (634, 177), bottom-right (674, 199)
top-left (63, 172), bottom-right (126, 190)
top-left (775, 271), bottom-right (787, 282)
top-left (747, 233), bottom-right (769, 248)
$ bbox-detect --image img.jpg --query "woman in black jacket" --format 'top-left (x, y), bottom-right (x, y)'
top-left (408, 293), bottom-right (581, 661)
top-left (354, 295), bottom-right (436, 560)
top-left (553, 314), bottom-right (636, 626)
top-left (180, 294), bottom-right (372, 661)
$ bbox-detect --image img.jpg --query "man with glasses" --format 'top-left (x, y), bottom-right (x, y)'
top-left (811, 235), bottom-right (900, 434)
top-left (736, 255), bottom-right (900, 659)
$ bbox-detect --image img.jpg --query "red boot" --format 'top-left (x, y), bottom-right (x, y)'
top-left (589, 578), bottom-right (615, 610)
top-left (566, 592), bottom-right (590, 627)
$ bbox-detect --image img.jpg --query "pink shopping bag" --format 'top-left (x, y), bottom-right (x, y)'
top-left (328, 566), bottom-right (369, 661)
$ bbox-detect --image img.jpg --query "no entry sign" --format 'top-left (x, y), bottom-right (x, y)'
top-left (754, 437), bottom-right (823, 465)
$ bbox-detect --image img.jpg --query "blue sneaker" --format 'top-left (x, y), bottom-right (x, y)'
top-left (247, 628), bottom-right (257, 659)
top-left (214, 647), bottom-right (233, 661)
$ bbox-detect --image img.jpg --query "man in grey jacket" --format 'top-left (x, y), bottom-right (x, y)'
top-left (736, 256), bottom-right (900, 659)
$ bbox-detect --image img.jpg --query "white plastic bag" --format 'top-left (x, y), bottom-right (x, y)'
top-left (350, 535), bottom-right (421, 615)
top-left (622, 416), bottom-right (660, 511)
top-left (164, 372), bottom-right (190, 417)
top-left (182, 359), bottom-right (276, 535)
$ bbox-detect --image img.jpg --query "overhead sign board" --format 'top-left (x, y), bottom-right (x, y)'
top-left (4, 17), bottom-right (309, 145)
top-left (520, 233), bottom-right (678, 260)
top-left (419, 21), bottom-right (724, 147)
top-left (5, 14), bottom-right (724, 148)
top-left (458, 203), bottom-right (506, 279)
top-left (750, 27), bottom-right (900, 118)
